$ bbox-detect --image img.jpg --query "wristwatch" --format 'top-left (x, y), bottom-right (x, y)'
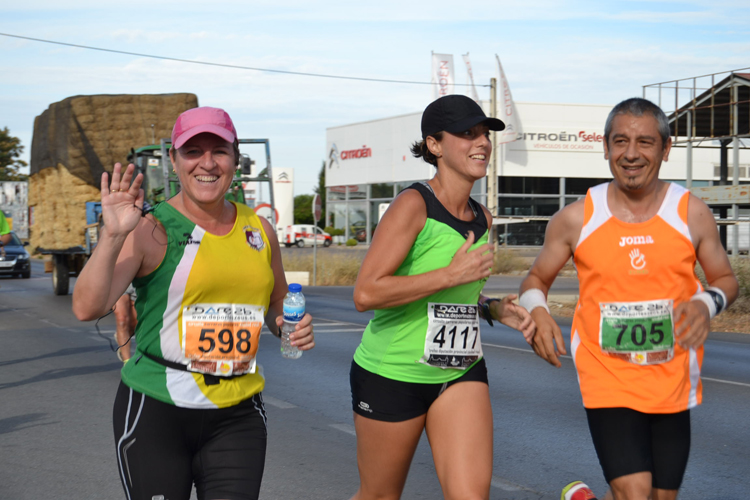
top-left (479, 298), bottom-right (501, 326)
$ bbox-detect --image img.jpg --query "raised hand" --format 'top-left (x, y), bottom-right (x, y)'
top-left (529, 308), bottom-right (567, 368)
top-left (446, 231), bottom-right (494, 287)
top-left (101, 163), bottom-right (145, 237)
top-left (491, 295), bottom-right (536, 341)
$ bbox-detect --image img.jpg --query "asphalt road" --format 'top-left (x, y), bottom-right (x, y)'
top-left (0, 262), bottom-right (748, 499)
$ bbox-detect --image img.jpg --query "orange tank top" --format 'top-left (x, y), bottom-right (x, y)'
top-left (571, 182), bottom-right (703, 413)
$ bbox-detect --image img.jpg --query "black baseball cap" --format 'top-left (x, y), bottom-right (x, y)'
top-left (421, 94), bottom-right (505, 139)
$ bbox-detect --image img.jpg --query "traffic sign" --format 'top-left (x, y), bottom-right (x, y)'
top-left (313, 194), bottom-right (322, 222)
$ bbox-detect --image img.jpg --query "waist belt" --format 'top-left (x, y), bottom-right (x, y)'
top-left (139, 351), bottom-right (244, 386)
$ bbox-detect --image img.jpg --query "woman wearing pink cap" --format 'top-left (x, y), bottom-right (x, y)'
top-left (73, 106), bottom-right (315, 500)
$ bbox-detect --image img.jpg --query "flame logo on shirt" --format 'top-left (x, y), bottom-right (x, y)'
top-left (629, 248), bottom-right (646, 270)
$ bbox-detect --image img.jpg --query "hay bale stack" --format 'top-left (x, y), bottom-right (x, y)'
top-left (29, 93), bottom-right (198, 251)
top-left (29, 164), bottom-right (102, 250)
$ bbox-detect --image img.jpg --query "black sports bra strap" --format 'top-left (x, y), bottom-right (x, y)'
top-left (405, 182), bottom-right (488, 238)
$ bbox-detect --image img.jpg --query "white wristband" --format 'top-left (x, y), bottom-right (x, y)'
top-left (690, 287), bottom-right (727, 319)
top-left (519, 288), bottom-right (550, 314)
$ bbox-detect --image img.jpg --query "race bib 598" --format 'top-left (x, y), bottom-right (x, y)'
top-left (181, 303), bottom-right (264, 376)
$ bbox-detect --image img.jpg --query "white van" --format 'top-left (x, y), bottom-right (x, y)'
top-left (283, 225), bottom-right (332, 248)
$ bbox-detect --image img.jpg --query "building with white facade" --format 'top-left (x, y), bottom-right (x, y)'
top-left (326, 101), bottom-right (750, 246)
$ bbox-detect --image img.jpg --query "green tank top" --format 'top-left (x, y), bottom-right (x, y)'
top-left (353, 182), bottom-right (489, 383)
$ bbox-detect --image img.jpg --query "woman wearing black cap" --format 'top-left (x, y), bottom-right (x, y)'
top-left (350, 94), bottom-right (535, 499)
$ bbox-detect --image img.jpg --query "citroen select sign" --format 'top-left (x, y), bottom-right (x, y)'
top-left (510, 130), bottom-right (605, 152)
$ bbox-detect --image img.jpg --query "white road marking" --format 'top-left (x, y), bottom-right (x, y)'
top-left (312, 317), bottom-right (368, 327)
top-left (329, 423), bottom-right (356, 436)
top-left (312, 328), bottom-right (364, 334)
top-left (484, 342), bottom-right (574, 358)
top-left (263, 395), bottom-right (297, 409)
top-left (702, 377), bottom-right (750, 388)
top-left (490, 476), bottom-right (522, 491)
top-left (328, 418), bottom-right (542, 492)
top-left (484, 343), bottom-right (750, 388)
top-left (39, 319), bottom-right (65, 328)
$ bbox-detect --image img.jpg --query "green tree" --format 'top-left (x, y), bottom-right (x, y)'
top-left (313, 161), bottom-right (326, 228)
top-left (0, 127), bottom-right (28, 181)
top-left (294, 194), bottom-right (314, 224)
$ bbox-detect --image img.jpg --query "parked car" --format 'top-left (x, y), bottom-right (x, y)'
top-left (283, 225), bottom-right (332, 248)
top-left (497, 223), bottom-right (546, 246)
top-left (0, 232), bottom-right (31, 279)
top-left (350, 221), bottom-right (368, 242)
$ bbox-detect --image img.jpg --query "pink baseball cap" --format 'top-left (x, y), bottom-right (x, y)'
top-left (171, 106), bottom-right (237, 149)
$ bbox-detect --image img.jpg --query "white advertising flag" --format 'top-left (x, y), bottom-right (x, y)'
top-left (462, 53), bottom-right (480, 103)
top-left (495, 55), bottom-right (519, 144)
top-left (431, 52), bottom-right (455, 101)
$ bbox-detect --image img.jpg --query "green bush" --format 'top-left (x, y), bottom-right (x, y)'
top-left (323, 226), bottom-right (335, 234)
top-left (346, 238), bottom-right (358, 246)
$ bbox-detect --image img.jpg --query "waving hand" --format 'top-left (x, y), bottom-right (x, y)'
top-left (101, 163), bottom-right (145, 237)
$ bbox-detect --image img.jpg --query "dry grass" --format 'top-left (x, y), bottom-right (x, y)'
top-left (694, 257), bottom-right (750, 333)
top-left (282, 252), bottom-right (362, 286)
top-left (492, 249), bottom-right (525, 274)
top-left (282, 247), bottom-right (750, 333)
top-left (280, 247), bottom-right (570, 286)
top-left (492, 249), bottom-right (576, 276)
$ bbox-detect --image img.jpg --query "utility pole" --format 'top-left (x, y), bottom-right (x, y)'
top-left (488, 77), bottom-right (498, 247)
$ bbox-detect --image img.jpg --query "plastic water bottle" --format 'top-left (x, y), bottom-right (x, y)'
top-left (280, 283), bottom-right (305, 359)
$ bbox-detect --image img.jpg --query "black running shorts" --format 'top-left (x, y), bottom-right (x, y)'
top-left (350, 358), bottom-right (489, 422)
top-left (113, 381), bottom-right (268, 500)
top-left (585, 407), bottom-right (690, 490)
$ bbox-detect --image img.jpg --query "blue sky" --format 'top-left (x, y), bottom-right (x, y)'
top-left (2, 1), bottom-right (749, 195)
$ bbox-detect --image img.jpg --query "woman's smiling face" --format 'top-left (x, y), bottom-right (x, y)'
top-left (172, 132), bottom-right (236, 205)
top-left (430, 122), bottom-right (492, 181)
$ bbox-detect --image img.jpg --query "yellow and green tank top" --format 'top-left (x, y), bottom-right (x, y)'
top-left (122, 201), bottom-right (274, 409)
top-left (353, 182), bottom-right (489, 383)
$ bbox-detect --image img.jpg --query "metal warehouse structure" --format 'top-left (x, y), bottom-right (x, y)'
top-left (644, 68), bottom-right (750, 254)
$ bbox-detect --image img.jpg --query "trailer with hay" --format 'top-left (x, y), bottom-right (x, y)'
top-left (29, 93), bottom-right (198, 295)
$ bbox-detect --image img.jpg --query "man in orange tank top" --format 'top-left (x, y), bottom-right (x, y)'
top-left (519, 98), bottom-right (738, 500)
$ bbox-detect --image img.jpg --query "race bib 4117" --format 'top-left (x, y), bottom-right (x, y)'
top-left (420, 303), bottom-right (483, 369)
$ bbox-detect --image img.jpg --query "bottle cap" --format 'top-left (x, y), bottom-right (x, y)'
top-left (288, 283), bottom-right (302, 293)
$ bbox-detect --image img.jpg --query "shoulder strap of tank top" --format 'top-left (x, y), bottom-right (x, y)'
top-left (577, 182), bottom-right (611, 249)
top-left (405, 182), bottom-right (488, 237)
top-left (657, 183), bottom-right (692, 242)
